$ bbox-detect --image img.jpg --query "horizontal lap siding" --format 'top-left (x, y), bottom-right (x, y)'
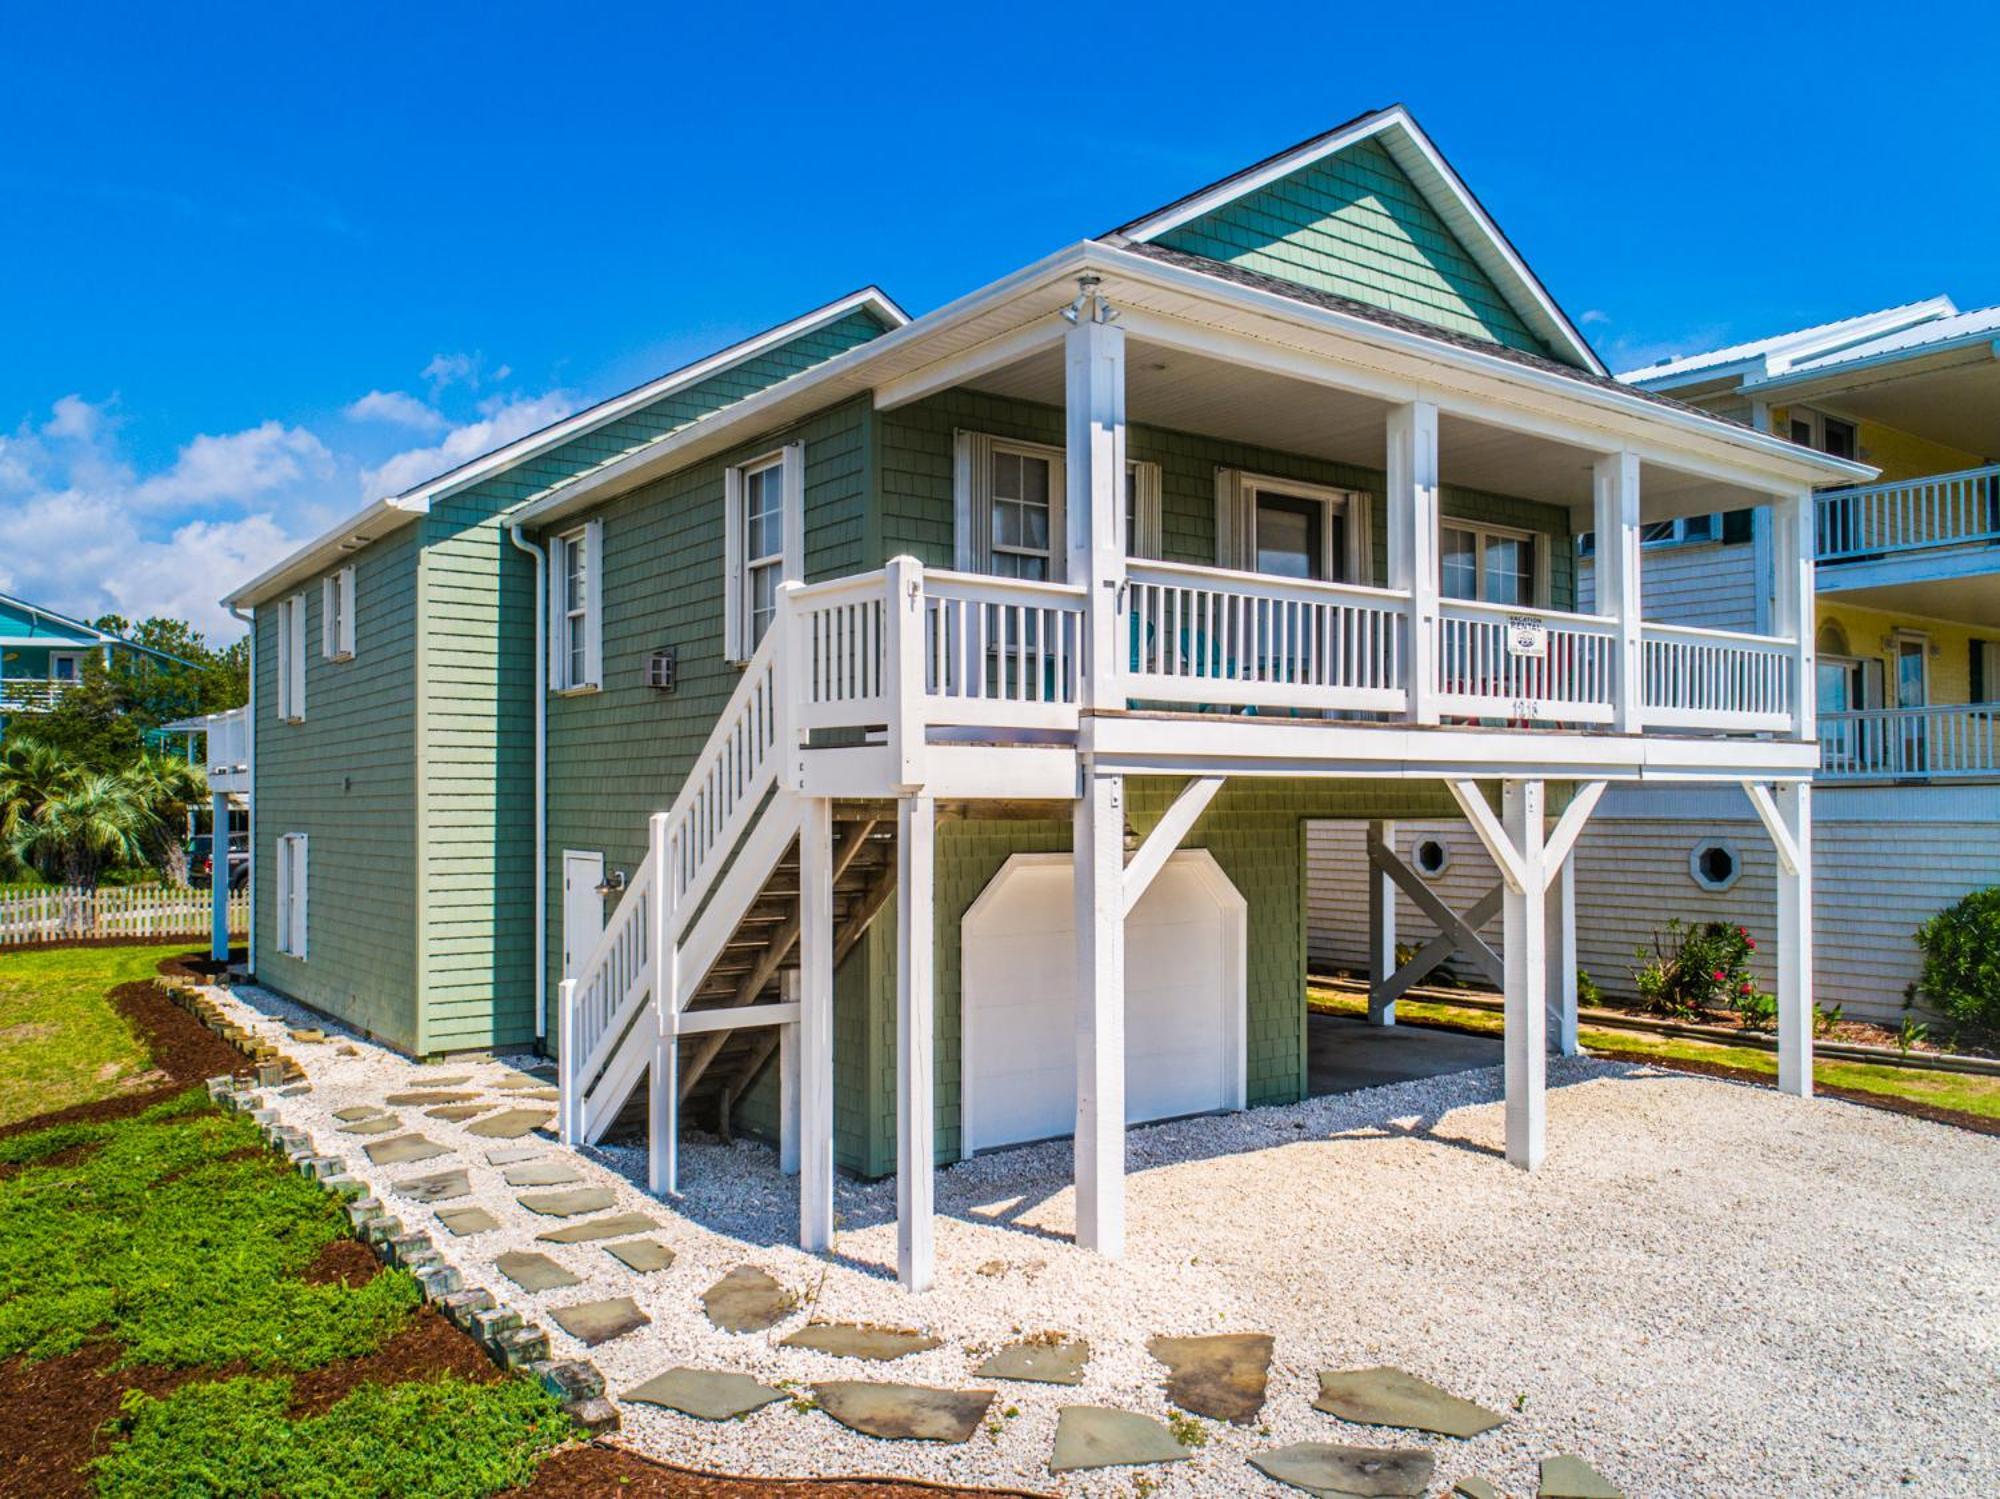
top-left (253, 530), bottom-right (419, 1047)
top-left (1579, 541), bottom-right (1758, 631)
top-left (1153, 138), bottom-right (1554, 359)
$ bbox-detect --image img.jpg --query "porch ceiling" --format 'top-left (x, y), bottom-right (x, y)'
top-left (1820, 560), bottom-right (2000, 629)
top-left (1799, 353), bottom-right (2000, 458)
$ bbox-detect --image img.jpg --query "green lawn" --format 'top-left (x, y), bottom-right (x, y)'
top-left (0, 943), bottom-right (177, 1128)
top-left (1309, 985), bottom-right (2000, 1123)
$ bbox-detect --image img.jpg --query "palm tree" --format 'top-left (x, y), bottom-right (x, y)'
top-left (126, 751), bottom-right (208, 887)
top-left (8, 772), bottom-right (155, 890)
top-left (0, 738), bottom-right (71, 848)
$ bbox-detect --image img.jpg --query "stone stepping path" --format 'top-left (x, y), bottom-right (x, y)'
top-left (435, 1206), bottom-right (500, 1237)
top-left (604, 1239), bottom-right (675, 1273)
top-left (340, 1115), bottom-right (402, 1136)
top-left (1540, 1455), bottom-right (1623, 1498)
top-left (780, 1323), bottom-right (942, 1361)
top-left (518, 1186), bottom-right (616, 1218)
top-left (466, 1107), bottom-right (552, 1138)
top-left (333, 1105), bottom-right (385, 1122)
top-left (975, 1336), bottom-right (1088, 1385)
top-left (494, 1074), bottom-right (552, 1091)
top-left (538, 1212), bottom-right (660, 1244)
top-left (384, 1090), bottom-right (480, 1106)
top-left (288, 1027), bottom-right (325, 1043)
top-left (364, 1133), bottom-right (451, 1166)
top-left (1453, 1479), bottom-right (1502, 1499)
top-left (1250, 1442), bottom-right (1433, 1498)
top-left (551, 1295), bottom-right (651, 1347)
top-left (701, 1265), bottom-right (794, 1333)
top-left (813, 1382), bottom-right (993, 1444)
top-left (1313, 1366), bottom-right (1505, 1439)
top-left (503, 1159), bottom-right (583, 1187)
top-left (425, 1103), bottom-right (493, 1121)
top-left (626, 1367), bottom-right (786, 1422)
top-left (395, 1167), bottom-right (471, 1204)
top-left (496, 1250), bottom-right (581, 1292)
top-left (1049, 1405), bottom-right (1189, 1473)
top-left (1148, 1332), bottom-right (1273, 1426)
top-left (486, 1145), bottom-right (543, 1165)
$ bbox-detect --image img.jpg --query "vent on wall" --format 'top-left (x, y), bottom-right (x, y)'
top-left (646, 647), bottom-right (677, 692)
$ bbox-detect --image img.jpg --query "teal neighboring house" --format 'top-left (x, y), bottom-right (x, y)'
top-left (0, 591), bottom-right (184, 733)
top-left (223, 105), bottom-right (1857, 1286)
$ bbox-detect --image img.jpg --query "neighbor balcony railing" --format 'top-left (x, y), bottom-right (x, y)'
top-left (1818, 703), bottom-right (2000, 782)
top-left (1815, 464), bottom-right (2000, 564)
top-left (0, 680), bottom-right (71, 714)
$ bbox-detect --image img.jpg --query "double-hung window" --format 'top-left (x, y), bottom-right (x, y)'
top-left (275, 593), bottom-right (307, 721)
top-left (1439, 522), bottom-right (1543, 606)
top-left (275, 833), bottom-right (308, 958)
top-left (724, 444), bottom-right (803, 662)
top-left (549, 522), bottom-right (603, 692)
top-left (321, 566), bottom-right (356, 661)
top-left (954, 431), bottom-right (1162, 575)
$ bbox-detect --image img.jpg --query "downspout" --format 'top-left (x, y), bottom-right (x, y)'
top-left (227, 604), bottom-right (255, 976)
top-left (508, 524), bottom-right (549, 1043)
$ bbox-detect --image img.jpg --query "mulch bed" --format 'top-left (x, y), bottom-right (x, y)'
top-left (508, 1448), bottom-right (1050, 1499)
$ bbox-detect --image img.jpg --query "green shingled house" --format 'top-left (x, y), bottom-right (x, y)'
top-left (224, 105), bottom-right (1860, 1288)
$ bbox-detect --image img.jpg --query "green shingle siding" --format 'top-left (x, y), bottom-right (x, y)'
top-left (1155, 138), bottom-right (1555, 361)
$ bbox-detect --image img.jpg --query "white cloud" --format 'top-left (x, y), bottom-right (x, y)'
top-left (1579, 308), bottom-right (1611, 326)
top-left (360, 392), bottom-right (572, 501)
top-left (133, 420), bottom-right (333, 510)
top-left (43, 393), bottom-right (110, 441)
top-left (343, 388), bottom-right (447, 432)
top-left (422, 352), bottom-right (480, 391)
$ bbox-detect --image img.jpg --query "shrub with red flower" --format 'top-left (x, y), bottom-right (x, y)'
top-left (1633, 918), bottom-right (1771, 1022)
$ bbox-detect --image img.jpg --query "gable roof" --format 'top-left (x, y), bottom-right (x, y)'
top-left (0, 591), bottom-right (192, 663)
top-left (1104, 104), bottom-right (1606, 377)
top-left (1751, 303), bottom-right (2000, 387)
top-left (1619, 297), bottom-right (1958, 390)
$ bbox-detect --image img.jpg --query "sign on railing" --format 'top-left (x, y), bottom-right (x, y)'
top-left (1434, 600), bottom-right (1616, 723)
top-left (1816, 464), bottom-right (2000, 563)
top-left (1819, 704), bottom-right (2000, 781)
top-left (0, 885), bottom-right (248, 945)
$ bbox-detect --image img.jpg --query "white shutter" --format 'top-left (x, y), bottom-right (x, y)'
top-left (953, 430), bottom-right (990, 573)
top-left (294, 836), bottom-right (308, 960)
top-left (274, 835), bottom-right (291, 953)
top-left (273, 604), bottom-right (289, 719)
top-left (723, 464), bottom-right (746, 662)
top-left (1129, 461), bottom-right (1163, 560)
top-left (287, 594), bottom-right (307, 718)
top-left (582, 519), bottom-right (604, 689)
top-left (781, 441), bottom-right (805, 586)
top-left (321, 577), bottom-right (338, 659)
top-left (547, 535), bottom-right (567, 689)
top-left (1214, 468), bottom-right (1249, 569)
top-left (1044, 449), bottom-right (1068, 584)
top-left (338, 567), bottom-right (357, 658)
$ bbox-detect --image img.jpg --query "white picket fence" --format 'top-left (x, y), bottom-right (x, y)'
top-left (0, 884), bottom-right (248, 945)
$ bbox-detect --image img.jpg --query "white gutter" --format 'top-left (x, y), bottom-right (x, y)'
top-left (508, 524), bottom-right (549, 1042)
top-left (226, 603), bottom-right (255, 977)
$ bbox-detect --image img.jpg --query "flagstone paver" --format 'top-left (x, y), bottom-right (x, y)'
top-left (466, 1108), bottom-right (553, 1138)
top-left (780, 1323), bottom-right (943, 1361)
top-left (812, 1382), bottom-right (994, 1444)
top-left (1313, 1367), bottom-right (1505, 1438)
top-left (503, 1159), bottom-right (584, 1187)
top-left (1147, 1333), bottom-right (1273, 1425)
top-left (340, 1115), bottom-right (402, 1136)
top-left (518, 1186), bottom-right (617, 1218)
top-left (1539, 1455), bottom-right (1623, 1498)
top-left (395, 1167), bottom-right (471, 1204)
top-left (1250, 1441), bottom-right (1435, 1498)
top-left (604, 1238), bottom-right (676, 1273)
top-left (384, 1090), bottom-right (480, 1106)
top-left (425, 1103), bottom-right (493, 1121)
top-left (495, 1250), bottom-right (581, 1292)
top-left (485, 1145), bottom-right (543, 1165)
top-left (975, 1336), bottom-right (1089, 1385)
top-left (538, 1212), bottom-right (662, 1244)
top-left (333, 1105), bottom-right (384, 1122)
top-left (435, 1206), bottom-right (501, 1236)
top-left (551, 1295), bottom-right (651, 1347)
top-left (1453, 1479), bottom-right (1502, 1499)
top-left (363, 1133), bottom-right (451, 1166)
top-left (411, 1074), bottom-right (472, 1085)
top-left (1049, 1405), bottom-right (1190, 1472)
top-left (288, 1027), bottom-right (325, 1043)
top-left (626, 1367), bottom-right (786, 1422)
top-left (701, 1265), bottom-right (794, 1333)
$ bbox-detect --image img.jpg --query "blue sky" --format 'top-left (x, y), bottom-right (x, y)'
top-left (3, 1), bottom-right (1994, 637)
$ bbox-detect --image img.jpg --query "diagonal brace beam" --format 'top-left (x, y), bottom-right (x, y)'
top-left (1122, 776), bottom-right (1223, 916)
top-left (1740, 781), bottom-right (1802, 876)
top-left (1381, 881), bottom-right (1506, 1003)
top-left (1369, 840), bottom-right (1505, 988)
top-left (1541, 780), bottom-right (1606, 890)
top-left (1448, 780), bottom-right (1528, 893)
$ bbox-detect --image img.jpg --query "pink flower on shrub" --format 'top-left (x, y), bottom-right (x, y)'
top-left (1713, 969), bottom-right (1726, 982)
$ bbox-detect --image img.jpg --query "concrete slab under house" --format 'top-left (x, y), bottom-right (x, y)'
top-left (221, 103), bottom-right (1865, 1291)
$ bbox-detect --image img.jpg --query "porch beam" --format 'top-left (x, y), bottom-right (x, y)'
top-left (778, 972), bottom-right (800, 1175)
top-left (1445, 780), bottom-right (1529, 893)
top-left (1500, 779), bottom-right (1549, 1170)
top-left (209, 790), bottom-right (230, 963)
top-left (1386, 400), bottom-right (1441, 724)
top-left (1545, 848), bottom-right (1579, 1056)
top-left (1064, 282), bottom-right (1126, 712)
top-left (1541, 780), bottom-right (1606, 888)
top-left (1379, 881), bottom-right (1505, 1006)
top-left (1592, 452), bottom-right (1643, 732)
top-left (896, 792), bottom-right (937, 1290)
top-left (1744, 780), bottom-right (1814, 1098)
top-left (1773, 489), bottom-right (1818, 732)
top-left (1122, 776), bottom-right (1223, 917)
top-left (647, 812), bottom-right (677, 1196)
top-left (1740, 780), bottom-right (1802, 875)
top-left (1369, 840), bottom-right (1505, 990)
top-left (1074, 770), bottom-right (1126, 1258)
top-left (872, 318), bottom-right (1067, 411)
top-left (1366, 820), bottom-right (1398, 1024)
top-left (799, 797), bottom-right (836, 1252)
top-left (674, 1001), bottom-right (802, 1035)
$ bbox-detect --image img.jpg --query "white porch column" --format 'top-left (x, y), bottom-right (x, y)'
top-left (1501, 780), bottom-right (1548, 1169)
top-left (1773, 489), bottom-right (1817, 732)
top-left (799, 797), bottom-right (836, 1251)
top-left (1386, 402), bottom-right (1441, 724)
top-left (1745, 780), bottom-right (1815, 1097)
top-left (648, 813), bottom-right (678, 1196)
top-left (1074, 769), bottom-right (1126, 1257)
top-left (895, 792), bottom-right (936, 1290)
top-left (1064, 279), bottom-right (1126, 712)
top-left (778, 971), bottom-right (801, 1177)
top-left (1593, 451), bottom-right (1643, 732)
top-left (209, 790), bottom-right (230, 962)
top-left (1544, 844), bottom-right (1579, 1057)
top-left (1366, 820), bottom-right (1398, 1025)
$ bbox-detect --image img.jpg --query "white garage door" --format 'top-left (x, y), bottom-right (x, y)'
top-left (960, 850), bottom-right (1246, 1156)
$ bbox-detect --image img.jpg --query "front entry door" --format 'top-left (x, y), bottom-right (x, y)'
top-left (562, 851), bottom-right (605, 980)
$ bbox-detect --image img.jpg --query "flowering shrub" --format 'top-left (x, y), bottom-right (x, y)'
top-left (1915, 886), bottom-right (2000, 1040)
top-left (1633, 918), bottom-right (1768, 1021)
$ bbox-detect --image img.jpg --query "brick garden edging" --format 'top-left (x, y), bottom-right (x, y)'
top-left (154, 972), bottom-right (618, 1436)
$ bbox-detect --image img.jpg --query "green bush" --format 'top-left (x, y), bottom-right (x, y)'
top-left (1915, 887), bottom-right (2000, 1039)
top-left (1633, 918), bottom-right (1769, 1022)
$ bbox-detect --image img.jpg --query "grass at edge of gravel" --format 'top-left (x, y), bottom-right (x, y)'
top-left (0, 943), bottom-right (173, 1127)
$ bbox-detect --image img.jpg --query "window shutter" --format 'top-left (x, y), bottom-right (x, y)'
top-left (295, 836), bottom-right (308, 960)
top-left (723, 464), bottom-right (746, 662)
top-left (273, 603), bottom-right (289, 719)
top-left (546, 537), bottom-right (567, 690)
top-left (1129, 461), bottom-right (1163, 559)
top-left (321, 577), bottom-right (337, 660)
top-left (953, 430), bottom-right (992, 573)
top-left (782, 442), bottom-right (805, 586)
top-left (274, 835), bottom-right (291, 953)
top-left (338, 567), bottom-right (357, 657)
top-left (287, 594), bottom-right (307, 718)
top-left (582, 520), bottom-right (604, 689)
top-left (1214, 468), bottom-right (1249, 568)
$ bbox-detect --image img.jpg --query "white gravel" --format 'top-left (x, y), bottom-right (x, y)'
top-left (211, 979), bottom-right (2000, 1497)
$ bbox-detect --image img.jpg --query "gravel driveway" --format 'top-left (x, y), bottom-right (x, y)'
top-left (220, 979), bottom-right (2000, 1497)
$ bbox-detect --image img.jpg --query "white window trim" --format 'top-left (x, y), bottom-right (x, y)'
top-left (724, 443), bottom-right (804, 664)
top-left (275, 832), bottom-right (309, 957)
top-left (1214, 468), bottom-right (1370, 583)
top-left (46, 650), bottom-right (83, 683)
top-left (321, 566), bottom-right (356, 661)
top-left (1688, 837), bottom-right (1741, 893)
top-left (1126, 459), bottom-right (1163, 559)
top-left (953, 431), bottom-right (1161, 573)
top-left (1787, 407), bottom-right (1858, 460)
top-left (276, 593), bottom-right (307, 721)
top-left (549, 521), bottom-right (604, 693)
top-left (1440, 518), bottom-right (1551, 607)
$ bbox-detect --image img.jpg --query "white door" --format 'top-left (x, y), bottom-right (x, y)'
top-left (562, 851), bottom-right (605, 979)
top-left (959, 850), bottom-right (1246, 1156)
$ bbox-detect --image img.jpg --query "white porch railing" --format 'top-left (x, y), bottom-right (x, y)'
top-left (0, 681), bottom-right (70, 714)
top-left (1816, 464), bottom-right (2000, 563)
top-left (1819, 704), bottom-right (2000, 781)
top-left (1640, 622), bottom-right (1797, 731)
top-left (923, 570), bottom-right (1086, 728)
top-left (1123, 560), bottom-right (1408, 712)
top-left (1434, 599), bottom-right (1617, 724)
